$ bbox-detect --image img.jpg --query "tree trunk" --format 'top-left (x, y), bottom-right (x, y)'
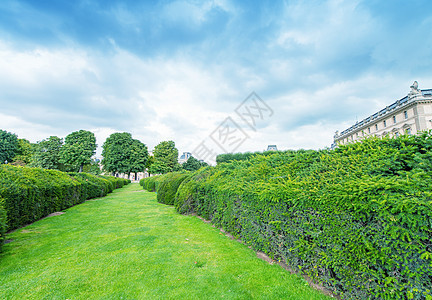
top-left (79, 164), bottom-right (83, 173)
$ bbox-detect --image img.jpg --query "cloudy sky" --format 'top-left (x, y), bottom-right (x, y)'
top-left (1, 0), bottom-right (432, 162)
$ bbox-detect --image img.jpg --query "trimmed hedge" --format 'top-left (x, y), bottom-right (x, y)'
top-left (156, 172), bottom-right (191, 205)
top-left (0, 197), bottom-right (6, 251)
top-left (99, 175), bottom-right (130, 189)
top-left (0, 165), bottom-right (130, 234)
top-left (172, 134), bottom-right (432, 299)
top-left (141, 173), bottom-right (191, 205)
top-left (141, 175), bottom-right (165, 192)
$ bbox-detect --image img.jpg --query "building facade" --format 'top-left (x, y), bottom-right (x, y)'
top-left (179, 152), bottom-right (192, 164)
top-left (334, 82), bottom-right (432, 145)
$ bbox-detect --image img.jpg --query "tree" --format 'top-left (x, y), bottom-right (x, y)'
top-left (11, 139), bottom-right (34, 166)
top-left (60, 130), bottom-right (97, 172)
top-left (127, 139), bottom-right (148, 180)
top-left (102, 132), bottom-right (132, 175)
top-left (182, 156), bottom-right (208, 171)
top-left (0, 129), bottom-right (18, 164)
top-left (149, 141), bottom-right (180, 174)
top-left (31, 136), bottom-right (63, 170)
top-left (146, 155), bottom-right (155, 176)
top-left (102, 133), bottom-right (148, 178)
top-left (82, 158), bottom-right (102, 175)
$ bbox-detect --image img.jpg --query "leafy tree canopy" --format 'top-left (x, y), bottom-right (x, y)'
top-left (60, 130), bottom-right (97, 172)
top-left (32, 136), bottom-right (64, 170)
top-left (0, 129), bottom-right (18, 164)
top-left (182, 156), bottom-right (208, 171)
top-left (127, 138), bottom-right (148, 176)
top-left (102, 132), bottom-right (148, 177)
top-left (12, 138), bottom-right (34, 166)
top-left (102, 132), bottom-right (133, 175)
top-left (150, 140), bottom-right (180, 174)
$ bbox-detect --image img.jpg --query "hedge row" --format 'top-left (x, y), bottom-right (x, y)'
top-left (148, 133), bottom-right (432, 299)
top-left (140, 172), bottom-right (191, 205)
top-left (0, 165), bottom-right (130, 236)
top-left (0, 197), bottom-right (6, 250)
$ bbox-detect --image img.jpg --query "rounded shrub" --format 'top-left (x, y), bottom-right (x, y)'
top-left (156, 172), bottom-right (191, 205)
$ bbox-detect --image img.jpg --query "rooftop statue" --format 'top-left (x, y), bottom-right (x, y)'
top-left (409, 80), bottom-right (422, 98)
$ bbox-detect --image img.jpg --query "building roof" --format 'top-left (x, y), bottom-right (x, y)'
top-left (335, 87), bottom-right (432, 139)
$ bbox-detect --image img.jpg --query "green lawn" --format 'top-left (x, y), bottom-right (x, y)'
top-left (0, 183), bottom-right (331, 299)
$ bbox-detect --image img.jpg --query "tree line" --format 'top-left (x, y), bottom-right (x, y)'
top-left (0, 129), bottom-right (207, 177)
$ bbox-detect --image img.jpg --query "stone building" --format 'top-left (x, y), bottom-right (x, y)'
top-left (179, 152), bottom-right (192, 164)
top-left (334, 82), bottom-right (432, 145)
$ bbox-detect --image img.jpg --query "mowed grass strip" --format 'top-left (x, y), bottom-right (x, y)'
top-left (0, 183), bottom-right (331, 299)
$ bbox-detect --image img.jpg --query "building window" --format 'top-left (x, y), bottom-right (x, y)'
top-left (368, 127), bottom-right (371, 133)
top-left (404, 110), bottom-right (408, 119)
top-left (383, 120), bottom-right (387, 127)
top-left (393, 116), bottom-right (396, 124)
top-left (375, 124), bottom-right (378, 131)
top-left (406, 128), bottom-right (412, 135)
top-left (395, 132), bottom-right (400, 137)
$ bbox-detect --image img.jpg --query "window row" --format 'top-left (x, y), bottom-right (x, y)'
top-left (345, 127), bottom-right (411, 144)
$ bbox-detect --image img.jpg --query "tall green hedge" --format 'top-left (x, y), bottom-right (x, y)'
top-left (0, 165), bottom-right (130, 234)
top-left (173, 134), bottom-right (432, 300)
top-left (156, 172), bottom-right (191, 205)
top-left (0, 197), bottom-right (6, 252)
top-left (141, 175), bottom-right (165, 192)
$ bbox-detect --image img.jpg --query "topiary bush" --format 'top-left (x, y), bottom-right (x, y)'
top-left (156, 172), bottom-right (191, 205)
top-left (99, 175), bottom-right (130, 189)
top-left (141, 175), bottom-right (165, 192)
top-left (174, 167), bottom-right (215, 215)
top-left (172, 134), bottom-right (432, 299)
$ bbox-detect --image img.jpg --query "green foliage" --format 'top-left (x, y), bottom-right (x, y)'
top-left (145, 155), bottom-right (155, 175)
top-left (60, 130), bottom-right (97, 172)
top-left (82, 158), bottom-right (102, 175)
top-left (0, 184), bottom-right (329, 299)
top-left (156, 172), bottom-right (191, 205)
top-left (31, 136), bottom-right (63, 170)
top-left (0, 197), bottom-right (6, 252)
top-left (0, 165), bottom-right (128, 232)
top-left (172, 134), bottom-right (432, 299)
top-left (102, 132), bottom-right (132, 175)
top-left (102, 132), bottom-right (148, 177)
top-left (127, 138), bottom-right (149, 177)
top-left (99, 175), bottom-right (130, 189)
top-left (174, 167), bottom-right (215, 215)
top-left (11, 139), bottom-right (34, 166)
top-left (141, 175), bottom-right (164, 192)
top-left (68, 173), bottom-right (112, 199)
top-left (182, 156), bottom-right (208, 171)
top-left (0, 129), bottom-right (18, 164)
top-left (216, 150), bottom-right (276, 164)
top-left (150, 141), bottom-right (180, 174)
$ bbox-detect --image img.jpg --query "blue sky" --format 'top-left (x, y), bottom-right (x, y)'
top-left (1, 0), bottom-right (432, 161)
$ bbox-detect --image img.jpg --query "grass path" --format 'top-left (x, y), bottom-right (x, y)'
top-left (0, 183), bottom-right (331, 299)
